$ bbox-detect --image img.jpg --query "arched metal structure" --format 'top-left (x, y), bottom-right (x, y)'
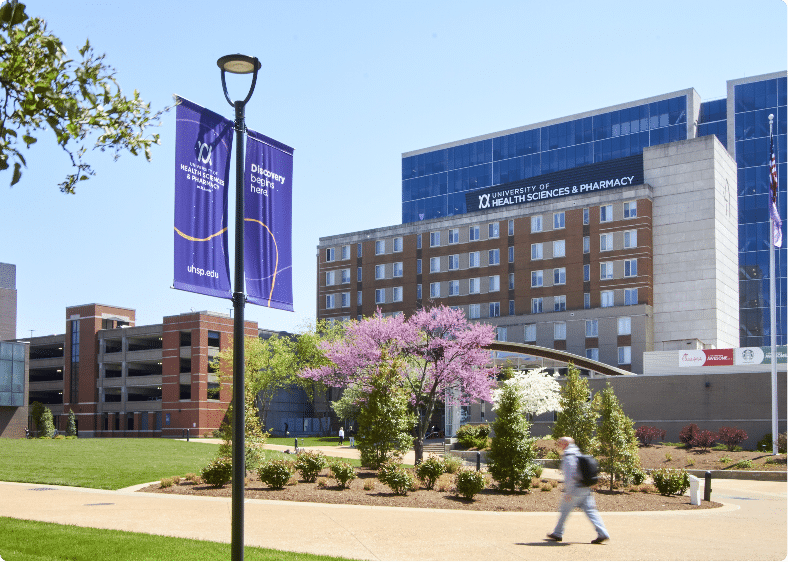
top-left (484, 341), bottom-right (633, 377)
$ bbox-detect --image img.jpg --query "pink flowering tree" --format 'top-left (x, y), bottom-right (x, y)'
top-left (301, 305), bottom-right (497, 464)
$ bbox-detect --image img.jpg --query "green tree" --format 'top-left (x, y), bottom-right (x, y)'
top-left (0, 1), bottom-right (165, 192)
top-left (593, 383), bottom-right (641, 491)
top-left (552, 364), bottom-right (597, 453)
top-left (66, 409), bottom-right (77, 437)
top-left (38, 405), bottom-right (55, 438)
top-left (488, 382), bottom-right (539, 492)
top-left (29, 401), bottom-right (45, 435)
top-left (330, 383), bottom-right (362, 424)
top-left (356, 357), bottom-right (415, 469)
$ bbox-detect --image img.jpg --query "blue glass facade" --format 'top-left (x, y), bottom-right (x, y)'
top-left (402, 96), bottom-right (687, 223)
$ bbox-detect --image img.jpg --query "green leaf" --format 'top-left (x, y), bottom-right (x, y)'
top-left (0, 1), bottom-right (28, 26)
top-left (11, 162), bottom-right (22, 186)
top-left (22, 134), bottom-right (36, 146)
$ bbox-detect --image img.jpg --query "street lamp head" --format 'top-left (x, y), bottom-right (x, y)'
top-left (217, 54), bottom-right (261, 74)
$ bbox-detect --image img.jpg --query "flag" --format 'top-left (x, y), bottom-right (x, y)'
top-left (769, 133), bottom-right (782, 248)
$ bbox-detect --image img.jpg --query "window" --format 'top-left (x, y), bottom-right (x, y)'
top-left (469, 277), bottom-right (481, 294)
top-left (430, 257), bottom-right (441, 273)
top-left (553, 212), bottom-right (565, 229)
top-left (600, 204), bottom-right (613, 223)
top-left (600, 233), bottom-right (613, 251)
top-left (326, 294), bottom-right (336, 309)
top-left (531, 215), bottom-right (543, 233)
top-left (375, 264), bottom-right (385, 280)
top-left (554, 295), bottom-right (566, 311)
top-left (554, 322), bottom-right (566, 340)
top-left (448, 254), bottom-right (459, 271)
top-left (416, 284), bottom-right (422, 299)
top-left (393, 262), bottom-right (403, 277)
top-left (583, 236), bottom-right (590, 254)
top-left (341, 292), bottom-right (350, 308)
top-left (430, 282), bottom-right (440, 298)
top-left (417, 234), bottom-right (422, 249)
top-left (393, 286), bottom-right (403, 302)
top-left (553, 240), bottom-right (565, 257)
top-left (524, 324), bottom-right (536, 342)
top-left (341, 245), bottom-right (350, 260)
top-left (449, 228), bottom-right (459, 244)
top-left (554, 267), bottom-right (566, 285)
top-left (583, 208), bottom-right (590, 225)
top-left (326, 248), bottom-right (335, 262)
top-left (430, 231), bottom-right (440, 247)
top-left (508, 246), bottom-right (514, 263)
top-left (489, 302), bottom-right (500, 317)
top-left (508, 273), bottom-right (515, 290)
top-left (489, 222), bottom-right (499, 238)
top-left (489, 275), bottom-right (500, 292)
top-left (448, 280), bottom-right (459, 296)
top-left (416, 259), bottom-right (422, 274)
top-left (469, 251), bottom-right (480, 267)
top-left (531, 243), bottom-right (543, 260)
top-left (393, 237), bottom-right (403, 252)
top-left (357, 290), bottom-right (363, 306)
top-left (624, 259), bottom-right (637, 277)
top-left (469, 303), bottom-right (481, 319)
top-left (375, 289), bottom-right (386, 304)
top-left (531, 297), bottom-right (543, 314)
top-left (357, 267), bottom-right (362, 282)
top-left (601, 290), bottom-right (614, 307)
top-left (341, 269), bottom-right (351, 284)
top-left (584, 264), bottom-right (590, 281)
top-left (625, 288), bottom-right (638, 305)
top-left (531, 270), bottom-right (543, 287)
top-left (584, 293), bottom-right (590, 309)
top-left (496, 326), bottom-right (507, 341)
top-left (508, 220), bottom-right (514, 236)
top-left (618, 316), bottom-right (631, 335)
top-left (586, 319), bottom-right (598, 337)
top-left (469, 225), bottom-right (480, 241)
top-left (488, 249), bottom-right (500, 265)
top-left (375, 240), bottom-right (385, 255)
top-left (624, 201), bottom-right (637, 218)
top-left (618, 346), bottom-right (632, 365)
top-left (326, 270), bottom-right (336, 286)
top-left (357, 243), bottom-right (362, 257)
top-left (508, 300), bottom-right (515, 315)
top-left (624, 230), bottom-right (637, 248)
top-left (586, 348), bottom-right (599, 361)
top-left (601, 262), bottom-right (613, 280)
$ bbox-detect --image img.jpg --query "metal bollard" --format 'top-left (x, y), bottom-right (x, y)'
top-left (476, 451), bottom-right (481, 471)
top-left (295, 438), bottom-right (298, 452)
top-left (704, 471), bottom-right (712, 502)
top-left (186, 428), bottom-right (190, 442)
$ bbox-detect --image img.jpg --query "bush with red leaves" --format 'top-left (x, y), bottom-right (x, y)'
top-left (635, 425), bottom-right (666, 446)
top-left (718, 426), bottom-right (748, 451)
top-left (691, 430), bottom-right (718, 451)
top-left (679, 423), bottom-right (699, 447)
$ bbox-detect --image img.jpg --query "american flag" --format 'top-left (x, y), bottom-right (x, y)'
top-left (769, 133), bottom-right (782, 248)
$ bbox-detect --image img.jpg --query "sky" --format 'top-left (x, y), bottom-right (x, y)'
top-left (2, 0), bottom-right (787, 339)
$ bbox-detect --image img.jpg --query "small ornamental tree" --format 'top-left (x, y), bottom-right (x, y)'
top-left (593, 384), bottom-right (641, 491)
top-left (551, 364), bottom-right (597, 453)
top-left (66, 409), bottom-right (77, 437)
top-left (38, 406), bottom-right (55, 438)
top-left (717, 426), bottom-right (748, 451)
top-left (635, 425), bottom-right (666, 446)
top-left (488, 380), bottom-right (539, 492)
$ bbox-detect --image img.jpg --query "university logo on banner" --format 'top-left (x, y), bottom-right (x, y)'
top-left (173, 97), bottom-right (233, 299)
top-left (244, 129), bottom-right (294, 311)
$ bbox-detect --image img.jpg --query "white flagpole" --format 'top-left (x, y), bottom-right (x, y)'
top-left (768, 114), bottom-right (778, 456)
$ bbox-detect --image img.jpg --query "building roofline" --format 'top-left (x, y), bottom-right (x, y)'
top-left (486, 341), bottom-right (635, 377)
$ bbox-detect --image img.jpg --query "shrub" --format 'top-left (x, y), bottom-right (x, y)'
top-left (679, 423), bottom-right (699, 448)
top-left (170, 476), bottom-right (181, 485)
top-left (415, 455), bottom-right (445, 490)
top-left (442, 455), bottom-right (462, 474)
top-left (160, 478), bottom-right (173, 488)
top-left (66, 409), bottom-right (77, 438)
top-left (650, 468), bottom-right (690, 496)
top-left (377, 462), bottom-right (414, 496)
top-left (635, 426), bottom-right (666, 446)
top-left (629, 468), bottom-right (647, 486)
top-left (294, 450), bottom-right (327, 483)
top-left (717, 427), bottom-right (748, 451)
top-left (329, 460), bottom-right (357, 489)
top-left (201, 457), bottom-right (232, 488)
top-left (719, 455), bottom-right (732, 465)
top-left (540, 483), bottom-right (552, 492)
top-left (38, 406), bottom-right (56, 439)
top-left (363, 479), bottom-right (375, 491)
top-left (258, 459), bottom-right (295, 489)
top-left (456, 424), bottom-right (490, 450)
top-left (734, 459), bottom-right (753, 469)
top-left (316, 477), bottom-right (328, 488)
top-left (756, 433), bottom-right (788, 453)
top-left (54, 434), bottom-right (65, 440)
top-left (691, 430), bottom-right (718, 451)
top-left (184, 473), bottom-right (198, 482)
top-left (455, 469), bottom-right (486, 500)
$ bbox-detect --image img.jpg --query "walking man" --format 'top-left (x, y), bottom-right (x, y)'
top-left (547, 436), bottom-right (610, 544)
top-left (338, 426), bottom-right (345, 446)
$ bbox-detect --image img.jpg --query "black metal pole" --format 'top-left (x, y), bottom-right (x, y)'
top-left (231, 99), bottom-right (246, 562)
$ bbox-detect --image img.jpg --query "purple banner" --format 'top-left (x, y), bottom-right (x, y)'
top-left (173, 97), bottom-right (233, 299)
top-left (244, 129), bottom-right (294, 311)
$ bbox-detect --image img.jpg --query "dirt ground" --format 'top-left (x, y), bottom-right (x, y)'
top-left (140, 442), bottom-right (785, 512)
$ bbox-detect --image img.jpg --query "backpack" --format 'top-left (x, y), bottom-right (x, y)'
top-left (577, 454), bottom-right (599, 487)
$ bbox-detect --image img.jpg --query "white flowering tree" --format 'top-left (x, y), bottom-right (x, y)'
top-left (492, 368), bottom-right (562, 417)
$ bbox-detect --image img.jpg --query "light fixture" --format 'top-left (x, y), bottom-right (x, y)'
top-left (217, 54), bottom-right (261, 75)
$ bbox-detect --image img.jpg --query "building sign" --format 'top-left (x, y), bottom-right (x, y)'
top-left (465, 154), bottom-right (644, 212)
top-left (679, 346), bottom-right (787, 367)
top-left (244, 129), bottom-right (294, 311)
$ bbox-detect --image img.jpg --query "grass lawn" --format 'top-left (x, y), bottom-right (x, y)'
top-left (0, 439), bottom-right (220, 490)
top-left (266, 436), bottom-right (341, 448)
top-left (0, 517), bottom-right (350, 561)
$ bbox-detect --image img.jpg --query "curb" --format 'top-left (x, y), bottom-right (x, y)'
top-left (685, 469), bottom-right (786, 482)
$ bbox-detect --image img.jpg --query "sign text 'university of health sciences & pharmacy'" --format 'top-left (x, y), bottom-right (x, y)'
top-left (465, 154), bottom-right (644, 213)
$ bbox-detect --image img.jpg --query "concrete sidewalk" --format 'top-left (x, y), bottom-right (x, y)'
top-left (1, 476), bottom-right (785, 560)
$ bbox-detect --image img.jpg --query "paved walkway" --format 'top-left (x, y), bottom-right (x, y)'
top-left (1, 442), bottom-right (785, 560)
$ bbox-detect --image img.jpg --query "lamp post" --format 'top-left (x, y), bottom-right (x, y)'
top-left (217, 53), bottom-right (261, 562)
